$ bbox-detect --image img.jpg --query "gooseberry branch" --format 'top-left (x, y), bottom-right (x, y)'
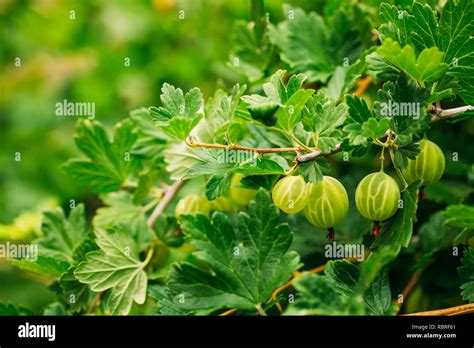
top-left (430, 104), bottom-right (473, 123)
top-left (147, 180), bottom-right (185, 228)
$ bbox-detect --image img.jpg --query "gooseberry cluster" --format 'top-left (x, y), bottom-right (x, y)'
top-left (175, 173), bottom-right (256, 218)
top-left (175, 139), bottom-right (445, 240)
top-left (270, 138), bottom-right (445, 240)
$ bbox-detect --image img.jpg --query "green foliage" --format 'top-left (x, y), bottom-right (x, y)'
top-left (458, 248), bottom-right (474, 302)
top-left (74, 227), bottom-right (148, 315)
top-left (149, 84), bottom-right (204, 140)
top-left (63, 120), bottom-right (139, 193)
top-left (285, 261), bottom-right (397, 315)
top-left (270, 5), bottom-right (364, 83)
top-left (10, 204), bottom-right (89, 276)
top-left (377, 0), bottom-right (474, 103)
top-left (167, 190), bottom-right (300, 313)
top-left (0, 303), bottom-right (33, 316)
top-left (444, 205), bottom-right (474, 229)
top-left (302, 95), bottom-right (347, 152)
top-left (2, 0), bottom-right (473, 318)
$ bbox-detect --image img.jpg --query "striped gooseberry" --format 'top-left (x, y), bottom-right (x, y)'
top-left (271, 175), bottom-right (309, 214)
top-left (303, 176), bottom-right (349, 241)
top-left (355, 172), bottom-right (400, 235)
top-left (402, 139), bottom-right (445, 199)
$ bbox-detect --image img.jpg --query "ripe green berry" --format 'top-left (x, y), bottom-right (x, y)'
top-left (271, 175), bottom-right (309, 214)
top-left (303, 176), bottom-right (349, 232)
top-left (355, 172), bottom-right (400, 222)
top-left (210, 195), bottom-right (236, 212)
top-left (175, 195), bottom-right (210, 218)
top-left (229, 173), bottom-right (257, 206)
top-left (402, 139), bottom-right (445, 186)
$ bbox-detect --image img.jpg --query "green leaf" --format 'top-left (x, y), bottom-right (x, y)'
top-left (59, 267), bottom-right (91, 313)
top-left (148, 285), bottom-right (193, 316)
top-left (377, 1), bottom-right (474, 103)
top-left (167, 190), bottom-right (301, 313)
top-left (378, 39), bottom-right (448, 84)
top-left (150, 83), bottom-right (204, 140)
top-left (323, 260), bottom-right (359, 296)
top-left (185, 149), bottom-right (285, 192)
top-left (458, 247), bottom-right (474, 302)
top-left (93, 191), bottom-right (152, 250)
top-left (361, 118), bottom-right (390, 140)
top-left (43, 302), bottom-right (71, 316)
top-left (358, 182), bottom-right (420, 290)
top-left (363, 268), bottom-right (397, 315)
top-left (298, 158), bottom-right (330, 184)
top-left (152, 215), bottom-right (184, 248)
top-left (0, 303), bottom-right (33, 315)
top-left (392, 142), bottom-right (420, 169)
top-left (346, 95), bottom-right (372, 124)
top-left (284, 272), bottom-right (364, 315)
top-left (437, 0), bottom-right (474, 67)
top-left (444, 205), bottom-right (474, 229)
top-left (275, 88), bottom-right (315, 131)
top-left (74, 227), bottom-right (148, 315)
top-left (419, 212), bottom-right (448, 254)
top-left (63, 119), bottom-right (139, 193)
top-left (414, 211), bottom-right (456, 271)
top-left (425, 182), bottom-right (474, 205)
top-left (205, 174), bottom-right (231, 200)
top-left (320, 57), bottom-right (366, 101)
top-left (241, 70), bottom-right (308, 123)
top-left (374, 76), bottom-right (430, 139)
top-left (379, 3), bottom-right (409, 46)
top-left (367, 51), bottom-right (400, 81)
top-left (183, 84), bottom-right (245, 145)
top-left (343, 123), bottom-right (367, 147)
top-left (154, 83), bottom-right (202, 120)
top-left (325, 261), bottom-right (397, 315)
top-left (302, 95), bottom-right (347, 152)
top-left (236, 157), bottom-right (286, 175)
top-left (10, 256), bottom-right (69, 277)
top-left (270, 5), bottom-right (363, 83)
top-left (343, 95), bottom-right (374, 147)
top-left (228, 17), bottom-right (273, 82)
top-left (130, 107), bottom-right (169, 161)
top-left (239, 174), bottom-right (279, 191)
top-left (36, 204), bottom-right (88, 264)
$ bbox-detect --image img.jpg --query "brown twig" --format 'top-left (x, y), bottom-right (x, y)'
top-left (429, 104), bottom-right (473, 123)
top-left (87, 291), bottom-right (105, 315)
top-left (402, 272), bottom-right (421, 303)
top-left (402, 303), bottom-right (474, 316)
top-left (188, 137), bottom-right (305, 154)
top-left (219, 308), bottom-right (238, 316)
top-left (147, 180), bottom-right (184, 228)
top-left (187, 96), bottom-right (471, 168)
top-left (295, 144), bottom-right (342, 163)
top-left (396, 271), bottom-right (421, 313)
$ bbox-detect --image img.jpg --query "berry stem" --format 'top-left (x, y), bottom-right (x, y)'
top-left (380, 147), bottom-right (385, 172)
top-left (418, 186), bottom-right (426, 201)
top-left (372, 221), bottom-right (380, 237)
top-left (147, 180), bottom-right (184, 228)
top-left (327, 227), bottom-right (335, 241)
